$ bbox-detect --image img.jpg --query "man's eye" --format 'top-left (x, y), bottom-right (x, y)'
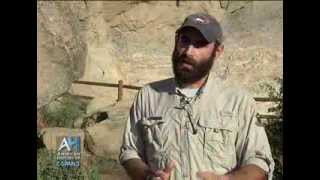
top-left (179, 36), bottom-right (190, 44)
top-left (194, 40), bottom-right (208, 48)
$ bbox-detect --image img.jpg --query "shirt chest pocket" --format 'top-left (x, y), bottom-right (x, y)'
top-left (198, 111), bottom-right (237, 156)
top-left (140, 116), bottom-right (172, 170)
top-left (141, 116), bottom-right (169, 149)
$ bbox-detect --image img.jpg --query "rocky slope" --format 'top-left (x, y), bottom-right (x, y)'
top-left (38, 1), bottom-right (282, 109)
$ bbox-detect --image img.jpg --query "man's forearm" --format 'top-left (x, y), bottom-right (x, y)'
top-left (123, 158), bottom-right (150, 180)
top-left (226, 164), bottom-right (267, 180)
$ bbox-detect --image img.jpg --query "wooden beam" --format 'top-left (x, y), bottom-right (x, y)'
top-left (118, 80), bottom-right (123, 102)
top-left (254, 97), bottom-right (282, 102)
top-left (73, 80), bottom-right (141, 90)
top-left (256, 114), bottom-right (282, 120)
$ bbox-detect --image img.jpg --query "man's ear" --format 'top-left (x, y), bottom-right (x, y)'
top-left (215, 44), bottom-right (224, 59)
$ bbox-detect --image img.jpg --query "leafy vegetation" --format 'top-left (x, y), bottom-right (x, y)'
top-left (42, 93), bottom-right (88, 128)
top-left (37, 148), bottom-right (101, 180)
top-left (259, 78), bottom-right (283, 180)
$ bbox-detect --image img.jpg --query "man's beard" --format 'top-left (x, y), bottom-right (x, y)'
top-left (171, 48), bottom-right (216, 86)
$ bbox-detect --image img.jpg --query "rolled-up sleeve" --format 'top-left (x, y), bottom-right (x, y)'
top-left (236, 93), bottom-right (275, 180)
top-left (119, 90), bottom-right (145, 165)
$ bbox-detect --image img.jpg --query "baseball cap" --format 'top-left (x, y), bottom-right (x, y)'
top-left (176, 13), bottom-right (223, 44)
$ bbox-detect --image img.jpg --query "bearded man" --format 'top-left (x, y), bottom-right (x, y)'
top-left (119, 13), bottom-right (274, 180)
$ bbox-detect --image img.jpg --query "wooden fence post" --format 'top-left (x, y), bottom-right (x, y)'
top-left (118, 80), bottom-right (123, 102)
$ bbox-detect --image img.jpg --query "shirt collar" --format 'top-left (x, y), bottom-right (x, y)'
top-left (173, 73), bottom-right (213, 97)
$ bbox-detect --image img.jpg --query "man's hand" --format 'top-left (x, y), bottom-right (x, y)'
top-left (152, 160), bottom-right (177, 180)
top-left (197, 164), bottom-right (267, 180)
top-left (122, 158), bottom-right (151, 180)
top-left (197, 171), bottom-right (229, 180)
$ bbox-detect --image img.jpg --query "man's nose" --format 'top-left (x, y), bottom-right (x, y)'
top-left (185, 44), bottom-right (195, 57)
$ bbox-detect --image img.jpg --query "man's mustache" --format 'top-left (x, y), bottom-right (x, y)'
top-left (176, 54), bottom-right (196, 66)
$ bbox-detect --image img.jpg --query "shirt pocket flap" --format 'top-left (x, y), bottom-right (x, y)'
top-left (141, 116), bottom-right (165, 127)
top-left (198, 111), bottom-right (237, 131)
top-left (219, 111), bottom-right (237, 131)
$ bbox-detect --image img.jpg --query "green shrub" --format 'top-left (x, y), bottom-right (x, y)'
top-left (42, 94), bottom-right (87, 128)
top-left (94, 155), bottom-right (119, 174)
top-left (265, 120), bottom-right (283, 180)
top-left (37, 148), bottom-right (86, 180)
top-left (37, 148), bottom-right (101, 180)
top-left (259, 78), bottom-right (283, 180)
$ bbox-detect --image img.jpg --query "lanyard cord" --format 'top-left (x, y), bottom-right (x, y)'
top-left (176, 73), bottom-right (209, 102)
top-left (176, 74), bottom-right (210, 134)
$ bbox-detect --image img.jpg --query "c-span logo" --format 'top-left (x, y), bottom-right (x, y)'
top-left (56, 136), bottom-right (81, 168)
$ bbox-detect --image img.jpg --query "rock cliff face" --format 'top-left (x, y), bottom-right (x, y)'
top-left (38, 1), bottom-right (282, 107)
top-left (37, 2), bottom-right (87, 108)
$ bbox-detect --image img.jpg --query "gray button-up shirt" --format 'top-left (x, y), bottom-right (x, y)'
top-left (119, 73), bottom-right (274, 180)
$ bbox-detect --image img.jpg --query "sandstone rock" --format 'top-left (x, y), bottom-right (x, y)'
top-left (37, 110), bottom-right (48, 131)
top-left (37, 2), bottom-right (87, 109)
top-left (70, 1), bottom-right (282, 99)
top-left (38, 1), bottom-right (283, 101)
top-left (38, 1), bottom-right (282, 119)
top-left (86, 97), bottom-right (117, 116)
top-left (84, 121), bottom-right (123, 158)
top-left (73, 109), bottom-right (110, 129)
top-left (73, 116), bottom-right (85, 129)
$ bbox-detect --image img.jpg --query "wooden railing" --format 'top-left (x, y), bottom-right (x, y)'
top-left (73, 80), bottom-right (282, 120)
top-left (73, 80), bottom-right (140, 101)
